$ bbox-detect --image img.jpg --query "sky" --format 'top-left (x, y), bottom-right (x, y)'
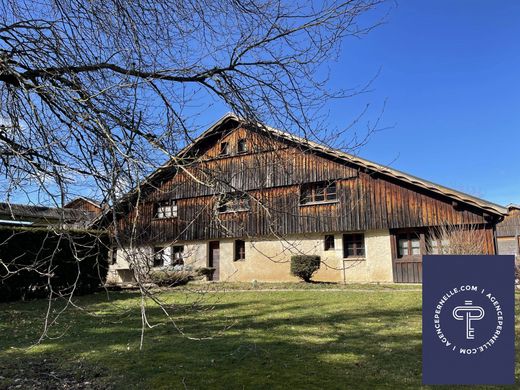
top-left (322, 0), bottom-right (520, 206)
top-left (5, 1), bottom-right (519, 207)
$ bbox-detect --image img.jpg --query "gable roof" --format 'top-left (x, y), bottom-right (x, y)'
top-left (112, 113), bottom-right (507, 218)
top-left (180, 113), bottom-right (507, 216)
top-left (65, 196), bottom-right (102, 210)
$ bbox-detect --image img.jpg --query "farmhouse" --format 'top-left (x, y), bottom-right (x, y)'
top-left (107, 114), bottom-right (507, 284)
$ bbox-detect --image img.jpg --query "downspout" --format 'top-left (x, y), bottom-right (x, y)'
top-left (492, 223), bottom-right (498, 255)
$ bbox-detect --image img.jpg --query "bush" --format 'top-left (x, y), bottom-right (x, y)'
top-left (0, 226), bottom-right (109, 302)
top-left (290, 255), bottom-right (320, 282)
top-left (148, 270), bottom-right (193, 287)
top-left (195, 267), bottom-right (215, 279)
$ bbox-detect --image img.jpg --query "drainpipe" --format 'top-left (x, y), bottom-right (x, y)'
top-left (492, 223), bottom-right (498, 255)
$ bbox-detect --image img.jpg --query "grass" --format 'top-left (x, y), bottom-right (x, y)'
top-left (0, 285), bottom-right (516, 389)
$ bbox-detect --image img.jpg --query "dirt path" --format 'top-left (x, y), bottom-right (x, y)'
top-left (187, 288), bottom-right (422, 293)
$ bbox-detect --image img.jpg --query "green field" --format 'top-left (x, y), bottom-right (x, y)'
top-left (0, 284), bottom-right (516, 389)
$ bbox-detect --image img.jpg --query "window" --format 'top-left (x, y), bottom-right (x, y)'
top-left (154, 200), bottom-right (177, 218)
top-left (172, 245), bottom-right (184, 266)
top-left (153, 247), bottom-right (166, 267)
top-left (218, 194), bottom-right (249, 213)
top-left (427, 236), bottom-right (450, 254)
top-left (111, 249), bottom-right (117, 265)
top-left (300, 181), bottom-right (337, 204)
top-left (343, 233), bottom-right (365, 258)
top-left (237, 138), bottom-right (247, 153)
top-left (324, 235), bottom-right (335, 251)
top-left (397, 233), bottom-right (421, 258)
top-left (234, 240), bottom-right (246, 261)
top-left (219, 142), bottom-right (229, 156)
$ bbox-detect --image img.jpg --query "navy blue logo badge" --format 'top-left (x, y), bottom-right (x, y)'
top-left (422, 255), bottom-right (515, 385)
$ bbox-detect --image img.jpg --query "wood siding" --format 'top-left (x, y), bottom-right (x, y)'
top-left (117, 126), bottom-right (495, 246)
top-left (390, 226), bottom-right (495, 283)
top-left (497, 208), bottom-right (520, 237)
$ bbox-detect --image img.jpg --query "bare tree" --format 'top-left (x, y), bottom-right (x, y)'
top-left (0, 0), bottom-right (389, 345)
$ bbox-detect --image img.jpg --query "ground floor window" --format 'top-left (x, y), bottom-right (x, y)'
top-left (343, 233), bottom-right (365, 258)
top-left (324, 235), bottom-right (335, 251)
top-left (172, 245), bottom-right (184, 266)
top-left (426, 236), bottom-right (450, 254)
top-left (397, 233), bottom-right (421, 258)
top-left (394, 230), bottom-right (454, 257)
top-left (234, 239), bottom-right (246, 261)
top-left (153, 247), bottom-right (167, 267)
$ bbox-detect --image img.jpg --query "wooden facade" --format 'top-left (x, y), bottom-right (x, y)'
top-left (389, 226), bottom-right (496, 283)
top-left (113, 114), bottom-right (506, 283)
top-left (496, 205), bottom-right (520, 258)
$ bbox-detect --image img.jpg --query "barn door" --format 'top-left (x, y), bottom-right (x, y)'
top-left (208, 241), bottom-right (220, 281)
top-left (391, 231), bottom-right (424, 283)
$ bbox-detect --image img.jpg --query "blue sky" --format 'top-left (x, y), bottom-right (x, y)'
top-left (322, 0), bottom-right (520, 206)
top-left (195, 1), bottom-right (520, 207)
top-left (6, 1), bottom-right (519, 207)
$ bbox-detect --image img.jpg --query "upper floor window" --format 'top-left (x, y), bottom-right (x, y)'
top-left (234, 239), bottom-right (246, 261)
top-left (300, 181), bottom-right (337, 204)
top-left (397, 233), bottom-right (421, 257)
top-left (218, 194), bottom-right (250, 213)
top-left (172, 245), bottom-right (184, 266)
top-left (237, 138), bottom-right (247, 154)
top-left (324, 235), bottom-right (335, 251)
top-left (219, 142), bottom-right (229, 156)
top-left (343, 233), bottom-right (365, 258)
top-left (154, 200), bottom-right (177, 219)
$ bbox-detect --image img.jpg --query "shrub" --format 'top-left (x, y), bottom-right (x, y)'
top-left (290, 255), bottom-right (320, 282)
top-left (0, 226), bottom-right (109, 302)
top-left (148, 270), bottom-right (193, 287)
top-left (195, 267), bottom-right (215, 279)
top-left (429, 223), bottom-right (487, 255)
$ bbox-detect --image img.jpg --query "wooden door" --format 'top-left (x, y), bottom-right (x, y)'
top-left (208, 241), bottom-right (220, 281)
top-left (391, 231), bottom-right (423, 283)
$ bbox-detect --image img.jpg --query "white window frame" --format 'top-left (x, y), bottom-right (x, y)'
top-left (155, 200), bottom-right (178, 219)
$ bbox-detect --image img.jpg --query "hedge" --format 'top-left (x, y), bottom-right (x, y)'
top-left (0, 226), bottom-right (109, 301)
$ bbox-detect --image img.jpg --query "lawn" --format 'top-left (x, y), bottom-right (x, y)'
top-left (0, 284), bottom-right (516, 389)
